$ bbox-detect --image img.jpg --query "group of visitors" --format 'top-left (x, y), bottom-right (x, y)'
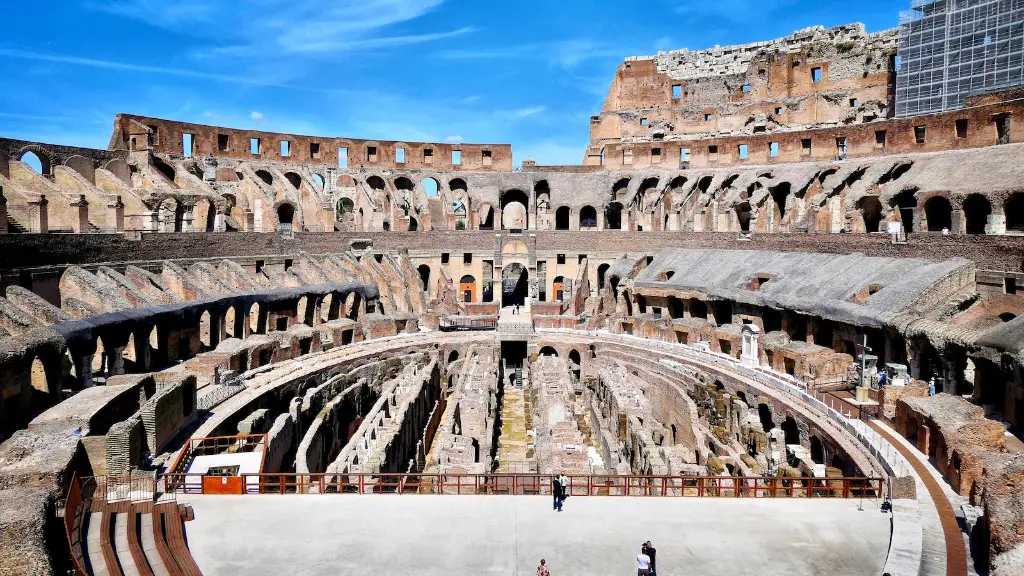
top-left (551, 472), bottom-right (569, 511)
top-left (535, 540), bottom-right (658, 575)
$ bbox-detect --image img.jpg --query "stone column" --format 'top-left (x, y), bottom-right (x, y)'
top-left (986, 213), bottom-right (1007, 235)
top-left (245, 210), bottom-right (256, 232)
top-left (0, 185), bottom-right (7, 233)
top-left (741, 324), bottom-right (761, 368)
top-left (180, 202), bottom-right (195, 232)
top-left (214, 213), bottom-right (226, 232)
top-left (144, 210), bottom-right (159, 232)
top-left (110, 196), bottom-right (125, 233)
top-left (71, 195), bottom-right (89, 233)
top-left (67, 339), bottom-right (98, 389)
top-left (28, 195), bottom-right (48, 233)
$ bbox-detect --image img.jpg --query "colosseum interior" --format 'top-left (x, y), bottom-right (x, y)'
top-left (1, 11), bottom-right (1024, 576)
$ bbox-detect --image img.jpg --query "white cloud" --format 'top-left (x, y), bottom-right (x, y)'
top-left (90, 0), bottom-right (468, 57)
top-left (250, 111), bottom-right (265, 120)
top-left (445, 135), bottom-right (463, 143)
top-left (510, 106), bottom-right (546, 119)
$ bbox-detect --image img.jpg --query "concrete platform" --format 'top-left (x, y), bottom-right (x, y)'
top-left (184, 495), bottom-right (890, 575)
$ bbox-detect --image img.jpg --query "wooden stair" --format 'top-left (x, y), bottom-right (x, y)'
top-left (77, 502), bottom-right (202, 576)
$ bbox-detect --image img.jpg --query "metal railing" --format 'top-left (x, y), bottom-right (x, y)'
top-left (154, 472), bottom-right (883, 498)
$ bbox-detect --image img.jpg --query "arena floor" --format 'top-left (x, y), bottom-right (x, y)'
top-left (184, 494), bottom-right (891, 575)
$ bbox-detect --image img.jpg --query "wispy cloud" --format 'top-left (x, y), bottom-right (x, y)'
top-left (250, 111), bottom-right (265, 120)
top-left (436, 39), bottom-right (626, 70)
top-left (510, 106), bottom-right (546, 118)
top-left (89, 0), bottom-right (469, 57)
top-left (445, 135), bottom-right (463, 143)
top-left (0, 48), bottom-right (326, 91)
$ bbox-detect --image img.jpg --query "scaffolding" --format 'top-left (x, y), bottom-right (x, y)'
top-left (896, 0), bottom-right (1024, 117)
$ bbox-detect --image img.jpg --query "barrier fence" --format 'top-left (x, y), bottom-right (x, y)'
top-left (147, 472), bottom-right (884, 499)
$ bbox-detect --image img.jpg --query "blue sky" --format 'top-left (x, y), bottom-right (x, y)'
top-left (0, 0), bottom-right (906, 166)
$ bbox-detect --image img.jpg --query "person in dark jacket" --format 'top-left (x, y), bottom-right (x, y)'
top-left (642, 541), bottom-right (657, 576)
top-left (552, 474), bottom-right (563, 511)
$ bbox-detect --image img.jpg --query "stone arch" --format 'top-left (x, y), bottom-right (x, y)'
top-left (449, 178), bottom-right (467, 193)
top-left (102, 158), bottom-right (131, 183)
top-left (555, 206), bottom-right (570, 230)
top-left (758, 404), bottom-right (775, 432)
top-left (16, 147), bottom-right (52, 175)
top-left (579, 205), bottom-right (598, 229)
top-left (277, 202), bottom-right (296, 230)
top-left (770, 182), bottom-right (791, 224)
top-left (152, 156), bottom-right (176, 183)
top-left (366, 175), bottom-right (386, 191)
top-left (158, 197), bottom-right (184, 232)
top-left (418, 264), bottom-right (431, 294)
top-left (611, 177), bottom-right (630, 200)
top-left (605, 202), bottom-right (624, 229)
top-left (500, 189), bottom-right (529, 230)
top-left (421, 177), bottom-right (440, 198)
top-left (311, 173), bottom-right (325, 188)
top-left (858, 196), bottom-right (883, 233)
top-left (923, 195), bottom-right (952, 232)
top-left (459, 274), bottom-right (476, 303)
top-left (249, 302), bottom-right (263, 334)
top-left (810, 436), bottom-right (824, 463)
top-left (892, 189), bottom-right (918, 233)
top-left (735, 201), bottom-right (752, 232)
top-left (963, 194), bottom-right (991, 234)
top-left (394, 176), bottom-right (414, 191)
top-left (539, 346), bottom-right (558, 357)
top-left (284, 172), bottom-right (302, 189)
top-left (256, 169), bottom-right (273, 186)
top-left (200, 310), bottom-right (213, 348)
top-left (448, 350), bottom-right (460, 364)
top-left (781, 415), bottom-right (800, 445)
top-left (478, 202), bottom-right (495, 230)
top-left (597, 263), bottom-right (610, 291)
top-left (1006, 192), bottom-right (1024, 232)
top-left (29, 356), bottom-right (50, 395)
top-left (408, 216), bottom-right (419, 231)
top-left (64, 155), bottom-right (96, 184)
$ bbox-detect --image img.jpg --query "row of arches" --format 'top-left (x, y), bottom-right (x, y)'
top-left (855, 191), bottom-right (1024, 233)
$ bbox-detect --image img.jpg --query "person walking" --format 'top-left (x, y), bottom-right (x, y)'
top-left (551, 474), bottom-right (563, 511)
top-left (536, 559), bottom-right (550, 576)
top-left (558, 473), bottom-right (569, 510)
top-left (636, 546), bottom-right (652, 576)
top-left (642, 541), bottom-right (657, 576)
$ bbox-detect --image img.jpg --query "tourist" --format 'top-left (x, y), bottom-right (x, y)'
top-left (877, 371), bottom-right (887, 386)
top-left (558, 472), bottom-right (569, 509)
top-left (636, 546), bottom-right (652, 576)
top-left (642, 541), bottom-right (657, 576)
top-left (928, 377), bottom-right (936, 396)
top-left (551, 474), bottom-right (563, 511)
top-left (536, 559), bottom-right (550, 576)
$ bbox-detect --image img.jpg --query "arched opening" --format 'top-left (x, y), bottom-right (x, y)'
top-left (418, 264), bottom-right (431, 293)
top-left (612, 178), bottom-right (630, 200)
top-left (19, 150), bottom-right (49, 175)
top-left (555, 206), bottom-right (570, 230)
top-left (1006, 192), bottom-right (1024, 232)
top-left (963, 194), bottom-right (991, 234)
top-left (159, 197), bottom-right (183, 232)
top-left (735, 202), bottom-right (752, 232)
top-left (421, 177), bottom-right (439, 197)
top-left (479, 204), bottom-right (494, 230)
top-left (394, 177), bottom-right (414, 191)
top-left (579, 205), bottom-right (597, 229)
top-left (312, 174), bottom-right (325, 188)
top-left (277, 203), bottom-right (295, 230)
top-left (199, 310), bottom-right (213, 348)
top-left (501, 264), bottom-right (529, 307)
top-left (249, 303), bottom-right (262, 334)
top-left (367, 176), bottom-right (386, 192)
top-left (30, 357), bottom-right (49, 395)
top-left (500, 189), bottom-right (529, 230)
top-left (770, 182), bottom-right (791, 222)
top-left (893, 189), bottom-right (917, 233)
top-left (448, 350), bottom-right (460, 364)
top-left (319, 295), bottom-right (332, 323)
top-left (256, 170), bottom-right (273, 186)
top-left (858, 196), bottom-right (883, 232)
top-left (552, 275), bottom-right (565, 301)
top-left (92, 337), bottom-right (106, 377)
top-left (597, 263), bottom-right (610, 292)
top-left (408, 217), bottom-right (418, 231)
top-left (998, 312), bottom-right (1016, 322)
top-left (284, 172), bottom-right (302, 189)
top-left (758, 404), bottom-right (775, 432)
top-left (923, 196), bottom-right (952, 231)
top-left (449, 178), bottom-right (467, 193)
top-left (782, 416), bottom-right (800, 445)
top-left (224, 306), bottom-right (237, 338)
top-left (153, 157), bottom-right (176, 182)
top-left (810, 436), bottom-right (824, 463)
top-left (335, 197), bottom-right (354, 223)
top-left (539, 346), bottom-right (558, 357)
top-left (471, 438), bottom-right (481, 463)
top-left (382, 221), bottom-right (391, 231)
top-left (605, 202), bottom-right (623, 230)
top-left (459, 274), bottom-right (476, 303)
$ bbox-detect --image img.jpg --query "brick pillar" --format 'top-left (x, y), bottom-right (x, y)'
top-left (245, 210), bottom-right (255, 231)
top-left (71, 194), bottom-right (89, 233)
top-left (917, 424), bottom-right (930, 455)
top-left (28, 195), bottom-right (48, 233)
top-left (0, 185), bottom-right (7, 233)
top-left (110, 196), bottom-right (125, 232)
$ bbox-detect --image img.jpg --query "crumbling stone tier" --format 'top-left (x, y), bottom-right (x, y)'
top-left (1, 18), bottom-right (1024, 576)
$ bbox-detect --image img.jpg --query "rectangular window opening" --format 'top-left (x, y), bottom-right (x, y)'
top-left (218, 134), bottom-right (229, 152)
top-left (875, 130), bottom-right (887, 149)
top-left (640, 118), bottom-right (648, 126)
top-left (441, 253), bottom-right (450, 264)
top-left (955, 119), bottom-right (969, 139)
top-left (811, 67), bottom-right (822, 83)
top-left (801, 138), bottom-right (812, 155)
top-left (395, 147), bottom-right (405, 163)
top-left (482, 150), bottom-right (493, 166)
top-left (741, 84), bottom-right (751, 93)
top-left (557, 254), bottom-right (566, 265)
top-left (623, 149), bottom-right (634, 165)
top-left (424, 149), bottom-right (434, 164)
top-left (769, 142), bottom-right (779, 158)
top-left (337, 147), bottom-right (348, 169)
top-left (708, 145), bottom-right (719, 162)
top-left (704, 113), bottom-right (713, 122)
top-left (310, 142), bottom-right (321, 159)
top-left (914, 125), bottom-right (926, 144)
top-left (250, 138), bottom-right (261, 155)
top-left (182, 133), bottom-right (194, 158)
top-left (737, 144), bottom-right (749, 160)
top-left (1006, 277), bottom-right (1017, 295)
top-left (849, 98), bottom-right (859, 107)
top-left (995, 116), bottom-right (1011, 145)
top-left (463, 253), bottom-right (472, 264)
top-left (452, 150), bottom-right (461, 165)
top-left (367, 146), bottom-right (378, 162)
top-left (280, 140), bottom-right (291, 157)
top-left (680, 148), bottom-right (690, 162)
top-left (651, 147), bottom-right (661, 162)
top-left (672, 85), bottom-right (683, 99)
top-left (775, 107), bottom-right (783, 115)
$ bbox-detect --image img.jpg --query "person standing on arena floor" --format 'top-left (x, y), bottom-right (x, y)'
top-left (551, 474), bottom-right (562, 511)
top-left (642, 541), bottom-right (657, 576)
top-left (557, 472), bottom-right (569, 510)
top-left (536, 559), bottom-right (550, 576)
top-left (636, 545), bottom-right (652, 576)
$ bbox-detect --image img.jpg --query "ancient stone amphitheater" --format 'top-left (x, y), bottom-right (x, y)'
top-left (1, 20), bottom-right (1023, 576)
